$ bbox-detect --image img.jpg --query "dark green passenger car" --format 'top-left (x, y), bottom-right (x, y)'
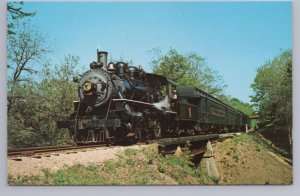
top-left (175, 86), bottom-right (249, 133)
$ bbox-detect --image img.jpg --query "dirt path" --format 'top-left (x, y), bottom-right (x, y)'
top-left (7, 145), bottom-right (146, 178)
top-left (214, 134), bottom-right (292, 185)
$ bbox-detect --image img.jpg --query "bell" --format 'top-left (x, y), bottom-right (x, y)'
top-left (107, 62), bottom-right (115, 71)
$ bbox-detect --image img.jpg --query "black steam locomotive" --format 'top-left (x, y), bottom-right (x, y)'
top-left (57, 50), bottom-right (249, 145)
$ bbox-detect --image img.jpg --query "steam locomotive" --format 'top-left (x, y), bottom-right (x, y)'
top-left (57, 50), bottom-right (249, 145)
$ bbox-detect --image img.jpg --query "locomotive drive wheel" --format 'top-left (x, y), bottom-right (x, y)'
top-left (153, 120), bottom-right (161, 139)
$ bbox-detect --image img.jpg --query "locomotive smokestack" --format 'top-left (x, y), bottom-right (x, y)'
top-left (97, 50), bottom-right (108, 71)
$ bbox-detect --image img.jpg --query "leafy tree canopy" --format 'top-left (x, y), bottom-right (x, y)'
top-left (251, 50), bottom-right (292, 126)
top-left (8, 56), bottom-right (80, 148)
top-left (7, 1), bottom-right (36, 35)
top-left (151, 48), bottom-right (226, 96)
top-left (251, 50), bottom-right (292, 150)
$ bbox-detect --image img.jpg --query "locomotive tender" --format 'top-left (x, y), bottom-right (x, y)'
top-left (57, 50), bottom-right (249, 144)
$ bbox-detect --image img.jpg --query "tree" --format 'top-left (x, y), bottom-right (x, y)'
top-left (251, 50), bottom-right (292, 150)
top-left (151, 48), bottom-right (226, 96)
top-left (7, 20), bottom-right (50, 113)
top-left (8, 56), bottom-right (80, 148)
top-left (7, 2), bottom-right (78, 148)
top-left (7, 2), bottom-right (49, 113)
top-left (229, 97), bottom-right (254, 116)
top-left (7, 1), bottom-right (36, 35)
top-left (34, 55), bottom-right (79, 146)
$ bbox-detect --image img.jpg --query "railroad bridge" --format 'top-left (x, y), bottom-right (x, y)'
top-left (157, 133), bottom-right (241, 179)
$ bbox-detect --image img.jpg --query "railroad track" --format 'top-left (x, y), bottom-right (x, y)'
top-left (7, 144), bottom-right (107, 157)
top-left (7, 133), bottom-right (239, 158)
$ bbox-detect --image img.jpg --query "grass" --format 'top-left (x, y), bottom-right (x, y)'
top-left (220, 132), bottom-right (272, 168)
top-left (154, 148), bottom-right (211, 184)
top-left (8, 164), bottom-right (106, 185)
top-left (232, 133), bottom-right (252, 144)
top-left (8, 144), bottom-right (216, 185)
top-left (220, 133), bottom-right (257, 165)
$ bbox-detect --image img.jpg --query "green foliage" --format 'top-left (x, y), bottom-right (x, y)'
top-left (151, 48), bottom-right (226, 96)
top-left (7, 18), bottom-right (51, 115)
top-left (219, 94), bottom-right (254, 115)
top-left (232, 133), bottom-right (252, 144)
top-left (251, 50), bottom-right (292, 150)
top-left (155, 150), bottom-right (210, 184)
top-left (7, 2), bottom-right (36, 35)
top-left (8, 55), bottom-right (80, 148)
top-left (229, 98), bottom-right (254, 115)
top-left (124, 148), bottom-right (138, 156)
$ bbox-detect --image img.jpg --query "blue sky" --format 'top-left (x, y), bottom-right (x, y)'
top-left (21, 1), bottom-right (292, 103)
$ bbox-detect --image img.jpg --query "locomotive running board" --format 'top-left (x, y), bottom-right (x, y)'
top-left (112, 98), bottom-right (153, 106)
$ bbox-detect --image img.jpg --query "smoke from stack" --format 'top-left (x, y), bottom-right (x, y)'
top-left (153, 96), bottom-right (171, 111)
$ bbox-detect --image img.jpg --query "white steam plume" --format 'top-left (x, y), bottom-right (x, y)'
top-left (153, 96), bottom-right (170, 111)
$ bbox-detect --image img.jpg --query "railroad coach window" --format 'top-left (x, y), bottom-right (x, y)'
top-left (167, 84), bottom-right (177, 99)
top-left (159, 84), bottom-right (167, 97)
top-left (180, 97), bottom-right (188, 104)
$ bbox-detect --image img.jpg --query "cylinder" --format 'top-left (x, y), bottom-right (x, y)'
top-left (97, 50), bottom-right (108, 71)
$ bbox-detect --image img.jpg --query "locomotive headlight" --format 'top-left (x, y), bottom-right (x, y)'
top-left (83, 81), bottom-right (92, 91)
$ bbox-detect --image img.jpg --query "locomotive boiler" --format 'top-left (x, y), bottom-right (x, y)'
top-left (57, 50), bottom-right (249, 145)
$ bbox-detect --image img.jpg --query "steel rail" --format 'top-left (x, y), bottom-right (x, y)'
top-left (7, 144), bottom-right (107, 157)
